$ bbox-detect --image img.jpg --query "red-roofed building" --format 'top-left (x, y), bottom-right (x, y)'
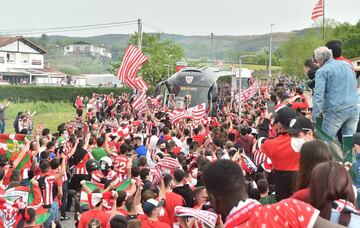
top-left (0, 36), bottom-right (66, 85)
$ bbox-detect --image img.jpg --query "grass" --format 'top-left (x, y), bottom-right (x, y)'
top-left (1, 101), bottom-right (75, 134)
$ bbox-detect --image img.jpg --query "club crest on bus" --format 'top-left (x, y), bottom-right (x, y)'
top-left (185, 76), bottom-right (193, 84)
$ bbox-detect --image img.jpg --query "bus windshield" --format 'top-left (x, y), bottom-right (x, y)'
top-left (169, 85), bottom-right (210, 108)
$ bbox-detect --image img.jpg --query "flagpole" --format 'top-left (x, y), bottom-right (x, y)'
top-left (322, 0), bottom-right (325, 43)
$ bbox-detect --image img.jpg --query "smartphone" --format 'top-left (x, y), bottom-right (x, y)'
top-left (267, 101), bottom-right (276, 113)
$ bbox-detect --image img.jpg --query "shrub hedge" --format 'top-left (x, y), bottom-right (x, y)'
top-left (0, 85), bottom-right (136, 102)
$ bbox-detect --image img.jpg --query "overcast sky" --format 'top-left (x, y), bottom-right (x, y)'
top-left (1, 0), bottom-right (359, 36)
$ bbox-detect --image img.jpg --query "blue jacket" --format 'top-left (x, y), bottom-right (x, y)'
top-left (135, 145), bottom-right (147, 156)
top-left (312, 59), bottom-right (359, 120)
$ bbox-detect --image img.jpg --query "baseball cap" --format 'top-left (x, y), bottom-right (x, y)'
top-left (353, 133), bottom-right (360, 146)
top-left (274, 106), bottom-right (298, 127)
top-left (142, 198), bottom-right (164, 215)
top-left (58, 137), bottom-right (66, 147)
top-left (288, 116), bottom-right (314, 135)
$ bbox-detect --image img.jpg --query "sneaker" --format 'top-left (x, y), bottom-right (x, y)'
top-left (60, 216), bottom-right (70, 221)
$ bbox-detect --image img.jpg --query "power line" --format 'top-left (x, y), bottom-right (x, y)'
top-left (0, 20), bottom-right (138, 36)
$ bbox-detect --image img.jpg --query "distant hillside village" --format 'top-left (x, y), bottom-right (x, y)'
top-left (63, 41), bottom-right (112, 59)
top-left (0, 36), bottom-right (120, 87)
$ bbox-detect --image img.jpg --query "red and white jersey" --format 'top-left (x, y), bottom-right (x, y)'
top-left (91, 170), bottom-right (105, 184)
top-left (33, 175), bottom-right (55, 206)
top-left (73, 152), bottom-right (92, 175)
top-left (105, 169), bottom-right (122, 185)
top-left (112, 153), bottom-right (129, 180)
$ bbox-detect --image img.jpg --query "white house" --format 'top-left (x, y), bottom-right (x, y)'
top-left (64, 41), bottom-right (112, 59)
top-left (351, 57), bottom-right (360, 75)
top-left (0, 36), bottom-right (66, 84)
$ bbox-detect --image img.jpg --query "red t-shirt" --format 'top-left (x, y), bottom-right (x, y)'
top-left (75, 98), bottom-right (83, 110)
top-left (78, 209), bottom-right (110, 228)
top-left (193, 134), bottom-right (205, 145)
top-left (165, 192), bottom-right (185, 226)
top-left (138, 209), bottom-right (171, 226)
top-left (291, 188), bottom-right (310, 203)
top-left (141, 218), bottom-right (171, 228)
top-left (336, 56), bottom-right (353, 66)
top-left (261, 133), bottom-right (300, 171)
top-left (224, 198), bottom-right (319, 228)
top-left (117, 207), bottom-right (129, 216)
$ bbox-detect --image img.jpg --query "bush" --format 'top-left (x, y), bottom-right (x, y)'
top-left (0, 85), bottom-right (134, 102)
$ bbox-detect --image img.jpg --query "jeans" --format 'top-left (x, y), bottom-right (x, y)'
top-left (322, 106), bottom-right (359, 138)
top-left (44, 202), bottom-right (59, 228)
top-left (0, 120), bottom-right (5, 133)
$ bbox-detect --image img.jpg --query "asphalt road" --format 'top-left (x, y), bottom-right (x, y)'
top-left (57, 212), bottom-right (76, 228)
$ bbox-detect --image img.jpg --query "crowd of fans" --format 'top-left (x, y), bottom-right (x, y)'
top-left (0, 40), bottom-right (359, 228)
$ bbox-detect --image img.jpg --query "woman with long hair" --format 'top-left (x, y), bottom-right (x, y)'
top-left (309, 161), bottom-right (360, 227)
top-left (292, 140), bottom-right (333, 202)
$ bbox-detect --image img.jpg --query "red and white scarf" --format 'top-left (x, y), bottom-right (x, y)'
top-left (174, 206), bottom-right (218, 228)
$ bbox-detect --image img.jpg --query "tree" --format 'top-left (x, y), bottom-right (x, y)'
top-left (112, 32), bottom-right (184, 85)
top-left (333, 21), bottom-right (360, 59)
top-left (279, 18), bottom-right (344, 80)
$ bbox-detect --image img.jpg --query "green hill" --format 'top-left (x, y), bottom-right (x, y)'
top-left (27, 29), bottom-right (305, 74)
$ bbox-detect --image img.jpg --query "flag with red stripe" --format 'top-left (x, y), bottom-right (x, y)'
top-left (131, 91), bottom-right (147, 113)
top-left (133, 77), bottom-right (149, 91)
top-left (311, 0), bottom-right (324, 21)
top-left (157, 157), bottom-right (181, 172)
top-left (115, 45), bottom-right (148, 89)
top-left (168, 103), bottom-right (207, 124)
top-left (235, 81), bottom-right (258, 102)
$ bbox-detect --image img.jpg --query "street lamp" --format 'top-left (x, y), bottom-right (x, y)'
top-left (164, 64), bottom-right (170, 79)
top-left (238, 55), bottom-right (255, 118)
top-left (168, 55), bottom-right (173, 75)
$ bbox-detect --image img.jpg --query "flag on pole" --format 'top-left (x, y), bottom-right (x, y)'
top-left (115, 45), bottom-right (148, 90)
top-left (311, 0), bottom-right (324, 20)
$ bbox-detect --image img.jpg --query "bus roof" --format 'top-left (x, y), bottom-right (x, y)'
top-left (165, 67), bottom-right (235, 87)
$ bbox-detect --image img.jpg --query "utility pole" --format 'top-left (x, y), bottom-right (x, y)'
top-left (268, 24), bottom-right (274, 84)
top-left (238, 58), bottom-right (242, 118)
top-left (211, 33), bottom-right (214, 67)
top-left (138, 18), bottom-right (142, 51)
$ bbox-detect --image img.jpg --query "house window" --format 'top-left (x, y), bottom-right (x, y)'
top-left (66, 46), bottom-right (70, 50)
top-left (357, 61), bottom-right (360, 66)
top-left (6, 53), bottom-right (15, 63)
top-left (21, 54), bottom-right (29, 64)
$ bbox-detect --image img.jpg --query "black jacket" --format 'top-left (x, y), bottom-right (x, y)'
top-left (173, 184), bottom-right (194, 207)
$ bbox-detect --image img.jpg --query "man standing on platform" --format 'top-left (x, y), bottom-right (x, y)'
top-left (312, 46), bottom-right (359, 138)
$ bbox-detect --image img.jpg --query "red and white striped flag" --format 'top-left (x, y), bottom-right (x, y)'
top-left (116, 45), bottom-right (148, 90)
top-left (168, 103), bottom-right (207, 124)
top-left (133, 77), bottom-right (149, 92)
top-left (311, 0), bottom-right (324, 21)
top-left (131, 91), bottom-right (147, 113)
top-left (235, 81), bottom-right (258, 102)
top-left (157, 157), bottom-right (182, 171)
